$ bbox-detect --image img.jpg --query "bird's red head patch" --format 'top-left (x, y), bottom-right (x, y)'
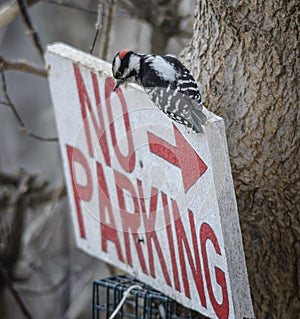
top-left (119, 49), bottom-right (129, 59)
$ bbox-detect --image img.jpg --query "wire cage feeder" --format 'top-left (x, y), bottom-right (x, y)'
top-left (93, 274), bottom-right (206, 319)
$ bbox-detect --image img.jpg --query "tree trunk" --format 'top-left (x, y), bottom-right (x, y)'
top-left (182, 1), bottom-right (300, 318)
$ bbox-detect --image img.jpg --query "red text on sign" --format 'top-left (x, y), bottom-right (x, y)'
top-left (68, 65), bottom-right (230, 319)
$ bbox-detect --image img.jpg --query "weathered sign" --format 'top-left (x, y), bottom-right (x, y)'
top-left (46, 43), bottom-right (254, 319)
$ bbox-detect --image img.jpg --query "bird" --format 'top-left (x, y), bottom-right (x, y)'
top-left (112, 49), bottom-right (207, 133)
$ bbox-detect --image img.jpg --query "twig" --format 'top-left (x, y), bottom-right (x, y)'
top-left (0, 0), bottom-right (39, 30)
top-left (0, 54), bottom-right (47, 77)
top-left (0, 100), bottom-right (11, 106)
top-left (89, 3), bottom-right (103, 54)
top-left (20, 127), bottom-right (58, 142)
top-left (17, 0), bottom-right (44, 61)
top-left (0, 66), bottom-right (58, 142)
top-left (1, 64), bottom-right (26, 127)
top-left (0, 264), bottom-right (34, 319)
top-left (101, 0), bottom-right (115, 61)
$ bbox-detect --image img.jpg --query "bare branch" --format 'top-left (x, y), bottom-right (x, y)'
top-left (89, 3), bottom-right (103, 54)
top-left (101, 0), bottom-right (115, 61)
top-left (20, 127), bottom-right (59, 142)
top-left (1, 64), bottom-right (25, 127)
top-left (0, 100), bottom-right (11, 106)
top-left (17, 0), bottom-right (44, 61)
top-left (0, 55), bottom-right (47, 77)
top-left (0, 0), bottom-right (38, 30)
top-left (0, 66), bottom-right (58, 142)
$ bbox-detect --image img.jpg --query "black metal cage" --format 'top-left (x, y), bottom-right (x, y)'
top-left (93, 274), bottom-right (206, 319)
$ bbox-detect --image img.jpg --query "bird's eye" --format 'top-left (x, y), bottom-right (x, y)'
top-left (115, 71), bottom-right (122, 78)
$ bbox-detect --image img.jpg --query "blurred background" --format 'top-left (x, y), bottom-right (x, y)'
top-left (0, 1), bottom-right (194, 318)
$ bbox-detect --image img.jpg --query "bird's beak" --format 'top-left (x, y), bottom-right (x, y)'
top-left (113, 80), bottom-right (123, 92)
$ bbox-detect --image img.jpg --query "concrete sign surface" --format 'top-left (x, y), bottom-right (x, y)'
top-left (46, 43), bottom-right (254, 319)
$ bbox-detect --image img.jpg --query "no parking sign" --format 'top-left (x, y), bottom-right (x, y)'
top-left (46, 43), bottom-right (254, 319)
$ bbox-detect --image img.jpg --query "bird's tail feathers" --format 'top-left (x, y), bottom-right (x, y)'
top-left (191, 103), bottom-right (207, 133)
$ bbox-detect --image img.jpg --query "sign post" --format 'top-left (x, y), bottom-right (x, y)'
top-left (46, 43), bottom-right (254, 319)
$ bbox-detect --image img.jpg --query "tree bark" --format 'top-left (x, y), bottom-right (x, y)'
top-left (182, 1), bottom-right (300, 318)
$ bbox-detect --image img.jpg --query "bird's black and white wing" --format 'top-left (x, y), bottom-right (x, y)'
top-left (165, 55), bottom-right (207, 132)
top-left (141, 55), bottom-right (207, 133)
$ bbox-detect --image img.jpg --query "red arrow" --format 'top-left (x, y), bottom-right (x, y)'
top-left (147, 124), bottom-right (207, 192)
